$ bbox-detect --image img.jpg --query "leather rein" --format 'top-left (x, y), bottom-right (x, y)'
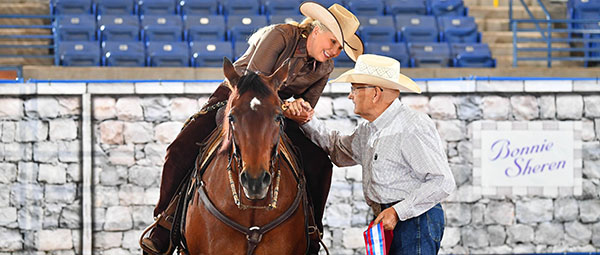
top-left (193, 113), bottom-right (306, 255)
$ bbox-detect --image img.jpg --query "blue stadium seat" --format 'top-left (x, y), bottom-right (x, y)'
top-left (55, 15), bottom-right (97, 41)
top-left (334, 51), bottom-right (355, 67)
top-left (269, 14), bottom-right (305, 25)
top-left (191, 41), bottom-right (233, 67)
top-left (569, 0), bottom-right (600, 29)
top-left (263, 0), bottom-right (302, 15)
top-left (98, 15), bottom-right (140, 41)
top-left (227, 15), bottom-right (268, 42)
top-left (409, 42), bottom-right (451, 67)
top-left (308, 0), bottom-right (337, 8)
top-left (385, 0), bottom-right (428, 15)
top-left (147, 41), bottom-right (190, 66)
top-left (451, 43), bottom-right (495, 67)
top-left (438, 16), bottom-right (479, 43)
top-left (184, 15), bottom-right (225, 41)
top-left (102, 41), bottom-right (146, 66)
top-left (179, 0), bottom-right (220, 15)
top-left (234, 41), bottom-right (249, 60)
top-left (139, 0), bottom-right (177, 15)
top-left (58, 41), bottom-right (100, 66)
top-left (430, 0), bottom-right (466, 16)
top-left (365, 42), bottom-right (410, 67)
top-left (347, 0), bottom-right (385, 16)
top-left (358, 16), bottom-right (396, 42)
top-left (95, 0), bottom-right (136, 14)
top-left (396, 15), bottom-right (438, 42)
top-left (53, 0), bottom-right (93, 14)
top-left (221, 0), bottom-right (261, 15)
top-left (141, 15), bottom-right (183, 41)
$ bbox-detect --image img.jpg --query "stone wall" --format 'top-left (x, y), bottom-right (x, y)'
top-left (0, 96), bottom-right (81, 254)
top-left (0, 79), bottom-right (599, 254)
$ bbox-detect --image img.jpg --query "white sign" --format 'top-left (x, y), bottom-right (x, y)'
top-left (481, 130), bottom-right (573, 187)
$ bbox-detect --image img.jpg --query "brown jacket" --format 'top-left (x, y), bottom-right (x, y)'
top-left (208, 24), bottom-right (334, 108)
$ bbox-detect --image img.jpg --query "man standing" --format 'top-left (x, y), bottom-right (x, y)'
top-left (285, 54), bottom-right (456, 254)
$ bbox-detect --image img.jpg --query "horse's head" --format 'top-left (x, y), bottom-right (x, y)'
top-left (222, 57), bottom-right (288, 200)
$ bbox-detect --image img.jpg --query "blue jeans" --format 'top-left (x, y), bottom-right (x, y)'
top-left (381, 203), bottom-right (445, 255)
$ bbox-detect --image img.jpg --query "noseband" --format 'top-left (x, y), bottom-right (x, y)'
top-left (226, 113), bottom-right (284, 210)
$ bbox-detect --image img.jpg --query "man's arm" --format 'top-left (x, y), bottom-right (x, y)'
top-left (301, 118), bottom-right (360, 167)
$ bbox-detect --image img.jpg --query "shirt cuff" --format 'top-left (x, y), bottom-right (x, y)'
top-left (392, 201), bottom-right (412, 221)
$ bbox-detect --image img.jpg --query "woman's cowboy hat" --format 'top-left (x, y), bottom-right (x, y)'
top-left (299, 1), bottom-right (364, 62)
top-left (331, 54), bottom-right (422, 93)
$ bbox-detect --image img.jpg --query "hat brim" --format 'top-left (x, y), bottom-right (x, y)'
top-left (331, 69), bottom-right (422, 93)
top-left (300, 2), bottom-right (364, 62)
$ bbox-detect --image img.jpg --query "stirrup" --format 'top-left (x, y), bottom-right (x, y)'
top-left (139, 215), bottom-right (176, 255)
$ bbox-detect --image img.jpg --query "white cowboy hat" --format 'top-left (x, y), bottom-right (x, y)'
top-left (299, 1), bottom-right (364, 62)
top-left (331, 54), bottom-right (421, 93)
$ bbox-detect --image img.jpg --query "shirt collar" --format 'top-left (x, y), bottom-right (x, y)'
top-left (371, 99), bottom-right (402, 130)
top-left (293, 33), bottom-right (309, 58)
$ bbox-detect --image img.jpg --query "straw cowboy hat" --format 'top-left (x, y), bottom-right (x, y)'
top-left (300, 1), bottom-right (364, 62)
top-left (331, 54), bottom-right (422, 93)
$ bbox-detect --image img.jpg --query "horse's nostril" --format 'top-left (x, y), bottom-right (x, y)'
top-left (261, 172), bottom-right (271, 186)
top-left (240, 171), bottom-right (248, 184)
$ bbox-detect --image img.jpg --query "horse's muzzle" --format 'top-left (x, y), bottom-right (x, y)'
top-left (239, 169), bottom-right (272, 200)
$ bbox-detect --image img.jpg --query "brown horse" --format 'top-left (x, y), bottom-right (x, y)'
top-left (181, 58), bottom-right (309, 255)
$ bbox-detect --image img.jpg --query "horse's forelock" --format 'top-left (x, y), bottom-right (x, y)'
top-left (235, 72), bottom-right (274, 98)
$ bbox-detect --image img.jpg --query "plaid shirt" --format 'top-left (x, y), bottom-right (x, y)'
top-left (301, 99), bottom-right (456, 221)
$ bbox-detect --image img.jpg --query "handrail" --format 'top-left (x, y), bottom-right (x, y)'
top-left (0, 13), bottom-right (55, 68)
top-left (510, 0), bottom-right (600, 67)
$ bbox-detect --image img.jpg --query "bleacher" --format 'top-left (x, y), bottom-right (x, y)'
top-left (50, 0), bottom-right (495, 68)
top-left (2, 0), bottom-right (600, 77)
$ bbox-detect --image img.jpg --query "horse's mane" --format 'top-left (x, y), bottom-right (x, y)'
top-left (235, 71), bottom-right (274, 97)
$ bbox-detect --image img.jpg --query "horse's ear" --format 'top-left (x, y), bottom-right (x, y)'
top-left (268, 59), bottom-right (289, 90)
top-left (223, 57), bottom-right (240, 87)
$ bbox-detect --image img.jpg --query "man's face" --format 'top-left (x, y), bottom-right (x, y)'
top-left (348, 83), bottom-right (381, 116)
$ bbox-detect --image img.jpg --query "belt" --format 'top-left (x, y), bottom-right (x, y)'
top-left (370, 201), bottom-right (400, 216)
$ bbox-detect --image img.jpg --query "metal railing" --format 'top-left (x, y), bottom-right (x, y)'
top-left (509, 0), bottom-right (600, 67)
top-left (0, 14), bottom-right (56, 72)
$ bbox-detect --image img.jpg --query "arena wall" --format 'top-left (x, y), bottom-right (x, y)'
top-left (0, 78), bottom-right (599, 254)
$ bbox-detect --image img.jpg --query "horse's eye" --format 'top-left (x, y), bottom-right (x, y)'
top-left (228, 115), bottom-right (235, 123)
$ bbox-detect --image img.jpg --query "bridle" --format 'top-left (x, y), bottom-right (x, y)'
top-left (194, 100), bottom-right (307, 255)
top-left (225, 109), bottom-right (285, 210)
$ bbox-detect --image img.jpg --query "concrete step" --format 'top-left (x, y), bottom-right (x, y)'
top-left (476, 18), bottom-right (556, 32)
top-left (0, 17), bottom-right (51, 26)
top-left (0, 3), bottom-right (50, 15)
top-left (0, 47), bottom-right (51, 55)
top-left (481, 31), bottom-right (543, 43)
top-left (0, 28), bottom-right (51, 35)
top-left (489, 42), bottom-right (572, 57)
top-left (0, 57), bottom-right (53, 65)
top-left (496, 55), bottom-right (584, 67)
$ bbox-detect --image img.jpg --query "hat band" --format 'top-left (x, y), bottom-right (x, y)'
top-left (344, 40), bottom-right (357, 51)
top-left (355, 61), bottom-right (399, 81)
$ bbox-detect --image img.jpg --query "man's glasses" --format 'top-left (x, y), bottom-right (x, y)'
top-left (350, 86), bottom-right (383, 94)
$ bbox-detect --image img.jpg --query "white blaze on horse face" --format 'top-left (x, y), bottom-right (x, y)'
top-left (250, 97), bottom-right (261, 111)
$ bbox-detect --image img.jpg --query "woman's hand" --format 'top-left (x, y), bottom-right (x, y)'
top-left (283, 98), bottom-right (314, 124)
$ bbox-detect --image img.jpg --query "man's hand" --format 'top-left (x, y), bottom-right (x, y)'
top-left (373, 207), bottom-right (399, 231)
top-left (283, 98), bottom-right (314, 124)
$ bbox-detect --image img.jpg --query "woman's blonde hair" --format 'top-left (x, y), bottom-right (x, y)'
top-left (247, 18), bottom-right (331, 46)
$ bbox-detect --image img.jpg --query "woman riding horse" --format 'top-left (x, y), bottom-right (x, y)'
top-left (140, 2), bottom-right (364, 254)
